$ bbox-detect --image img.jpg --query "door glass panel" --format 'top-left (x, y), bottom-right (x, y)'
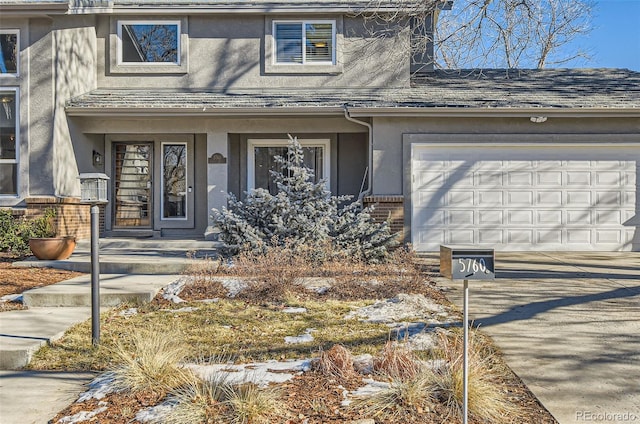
top-left (162, 143), bottom-right (187, 219)
top-left (113, 143), bottom-right (152, 228)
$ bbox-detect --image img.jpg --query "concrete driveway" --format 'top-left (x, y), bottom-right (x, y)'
top-left (428, 252), bottom-right (640, 424)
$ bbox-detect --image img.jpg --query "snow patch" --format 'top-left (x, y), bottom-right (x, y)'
top-left (187, 359), bottom-right (312, 387)
top-left (56, 404), bottom-right (108, 423)
top-left (76, 373), bottom-right (116, 402)
top-left (282, 307), bottom-right (307, 314)
top-left (345, 293), bottom-right (451, 324)
top-left (284, 328), bottom-right (316, 344)
top-left (118, 308), bottom-right (138, 317)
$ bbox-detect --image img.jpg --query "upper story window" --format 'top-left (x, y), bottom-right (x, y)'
top-left (0, 89), bottom-right (18, 195)
top-left (274, 21), bottom-right (335, 65)
top-left (0, 30), bottom-right (19, 75)
top-left (117, 21), bottom-right (180, 65)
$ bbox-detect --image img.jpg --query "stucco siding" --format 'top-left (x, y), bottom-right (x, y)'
top-left (93, 14), bottom-right (409, 89)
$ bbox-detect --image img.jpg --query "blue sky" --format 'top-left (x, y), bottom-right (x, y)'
top-left (572, 0), bottom-right (640, 70)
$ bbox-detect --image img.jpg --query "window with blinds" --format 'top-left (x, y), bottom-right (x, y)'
top-left (274, 21), bottom-right (335, 65)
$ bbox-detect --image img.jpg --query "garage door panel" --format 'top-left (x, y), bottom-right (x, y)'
top-left (448, 210), bottom-right (474, 225)
top-left (595, 172), bottom-right (624, 187)
top-left (479, 210), bottom-right (503, 224)
top-left (448, 191), bottom-right (474, 206)
top-left (566, 230), bottom-right (591, 244)
top-left (595, 210), bottom-right (623, 225)
top-left (567, 210), bottom-right (592, 225)
top-left (449, 229), bottom-right (474, 244)
top-left (479, 229), bottom-right (503, 243)
top-left (411, 144), bottom-right (638, 251)
top-left (506, 191), bottom-right (534, 205)
top-left (537, 191), bottom-right (563, 206)
top-left (566, 191), bottom-right (591, 206)
top-left (508, 210), bottom-right (534, 225)
top-left (507, 229), bottom-right (534, 244)
top-left (536, 230), bottom-right (562, 244)
top-left (507, 171), bottom-right (533, 186)
top-left (595, 191), bottom-right (621, 206)
top-left (477, 172), bottom-right (503, 186)
top-left (595, 230), bottom-right (623, 244)
top-left (537, 210), bottom-right (562, 225)
top-left (478, 191), bottom-right (503, 206)
top-left (566, 171), bottom-right (591, 186)
top-left (537, 171), bottom-right (563, 186)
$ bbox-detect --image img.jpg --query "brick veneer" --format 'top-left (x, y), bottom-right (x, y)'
top-left (363, 195), bottom-right (404, 240)
top-left (23, 197), bottom-right (104, 240)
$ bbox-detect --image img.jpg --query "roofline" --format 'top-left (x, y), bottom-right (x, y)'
top-left (67, 2), bottom-right (448, 15)
top-left (0, 2), bottom-right (69, 15)
top-left (65, 106), bottom-right (348, 117)
top-left (65, 106), bottom-right (640, 118)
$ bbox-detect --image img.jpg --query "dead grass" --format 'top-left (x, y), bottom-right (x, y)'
top-left (109, 325), bottom-right (195, 402)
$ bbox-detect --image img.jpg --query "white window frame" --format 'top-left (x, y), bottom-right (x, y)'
top-left (117, 20), bottom-right (181, 66)
top-left (0, 29), bottom-right (19, 77)
top-left (247, 138), bottom-right (331, 192)
top-left (0, 87), bottom-right (19, 197)
top-left (272, 20), bottom-right (336, 65)
top-left (160, 141), bottom-right (188, 221)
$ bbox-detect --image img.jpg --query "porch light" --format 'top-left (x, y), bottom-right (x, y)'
top-left (79, 173), bottom-right (109, 204)
top-left (78, 172), bottom-right (110, 346)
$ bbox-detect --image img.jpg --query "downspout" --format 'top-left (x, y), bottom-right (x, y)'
top-left (343, 105), bottom-right (373, 202)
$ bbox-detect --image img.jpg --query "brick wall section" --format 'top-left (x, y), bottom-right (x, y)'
top-left (363, 195), bottom-right (405, 241)
top-left (24, 197), bottom-right (98, 240)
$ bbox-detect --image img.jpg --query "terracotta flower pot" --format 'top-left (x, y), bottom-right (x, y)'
top-left (29, 236), bottom-right (76, 260)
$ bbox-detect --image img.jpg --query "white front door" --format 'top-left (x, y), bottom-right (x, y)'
top-left (411, 144), bottom-right (639, 251)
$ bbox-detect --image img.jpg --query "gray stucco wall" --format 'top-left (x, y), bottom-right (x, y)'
top-left (4, 16), bottom-right (98, 203)
top-left (94, 14), bottom-right (410, 89)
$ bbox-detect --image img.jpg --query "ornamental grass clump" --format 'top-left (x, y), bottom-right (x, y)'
top-left (212, 135), bottom-right (396, 264)
top-left (110, 326), bottom-right (194, 402)
top-left (430, 329), bottom-right (523, 423)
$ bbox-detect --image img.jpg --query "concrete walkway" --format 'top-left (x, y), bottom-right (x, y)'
top-left (0, 237), bottom-right (197, 422)
top-left (428, 252), bottom-right (640, 424)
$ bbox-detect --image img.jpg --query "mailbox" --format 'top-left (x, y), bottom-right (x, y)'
top-left (440, 245), bottom-right (495, 280)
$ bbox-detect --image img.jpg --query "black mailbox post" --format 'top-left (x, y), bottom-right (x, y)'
top-left (440, 245), bottom-right (495, 424)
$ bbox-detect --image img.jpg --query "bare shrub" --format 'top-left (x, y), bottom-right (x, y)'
top-left (313, 344), bottom-right (358, 381)
top-left (373, 341), bottom-right (421, 382)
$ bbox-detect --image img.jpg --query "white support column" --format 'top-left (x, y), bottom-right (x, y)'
top-left (204, 131), bottom-right (228, 240)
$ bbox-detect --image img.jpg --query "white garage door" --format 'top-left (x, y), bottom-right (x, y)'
top-left (411, 144), bottom-right (639, 251)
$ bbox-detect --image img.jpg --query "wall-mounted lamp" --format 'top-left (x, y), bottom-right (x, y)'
top-left (530, 116), bottom-right (548, 123)
top-left (93, 150), bottom-right (103, 166)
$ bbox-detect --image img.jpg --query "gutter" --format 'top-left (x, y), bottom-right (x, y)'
top-left (345, 107), bottom-right (640, 118)
top-left (343, 105), bottom-right (372, 202)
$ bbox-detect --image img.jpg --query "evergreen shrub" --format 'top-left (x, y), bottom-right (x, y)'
top-left (212, 136), bottom-right (397, 263)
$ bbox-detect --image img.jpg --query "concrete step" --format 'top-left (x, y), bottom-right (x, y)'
top-left (13, 238), bottom-right (221, 274)
top-left (21, 274), bottom-right (180, 308)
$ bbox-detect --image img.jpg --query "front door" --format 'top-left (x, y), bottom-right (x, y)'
top-left (113, 142), bottom-right (153, 228)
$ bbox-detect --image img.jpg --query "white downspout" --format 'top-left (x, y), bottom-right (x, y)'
top-left (343, 105), bottom-right (373, 202)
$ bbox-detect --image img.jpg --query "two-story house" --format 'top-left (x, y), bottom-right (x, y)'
top-left (1, 0), bottom-right (639, 251)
